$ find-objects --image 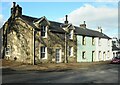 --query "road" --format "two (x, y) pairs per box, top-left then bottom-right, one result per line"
(1, 64), (119, 83)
